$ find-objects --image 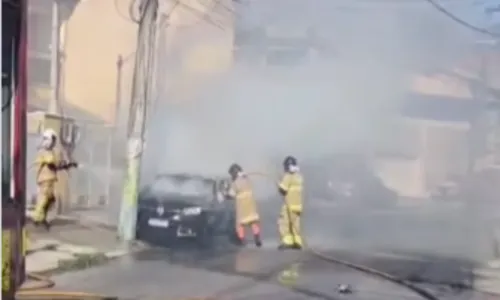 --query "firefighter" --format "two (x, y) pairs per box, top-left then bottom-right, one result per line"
(32, 129), (78, 230)
(228, 163), (262, 247)
(277, 155), (303, 250)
